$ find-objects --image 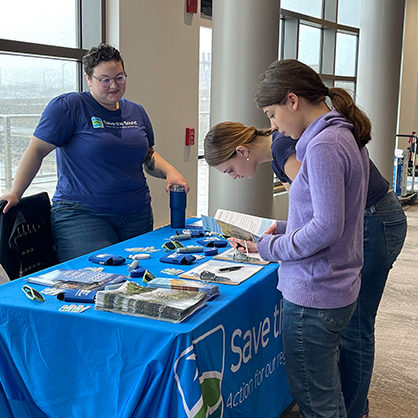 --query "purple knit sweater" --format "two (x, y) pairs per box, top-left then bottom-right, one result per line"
(257, 109), (369, 309)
